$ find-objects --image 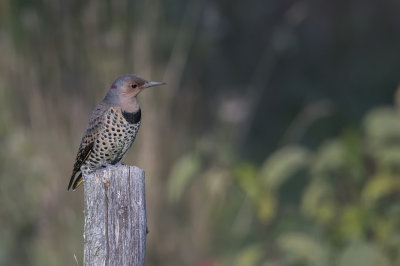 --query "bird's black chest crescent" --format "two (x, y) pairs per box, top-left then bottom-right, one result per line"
(122, 109), (141, 124)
